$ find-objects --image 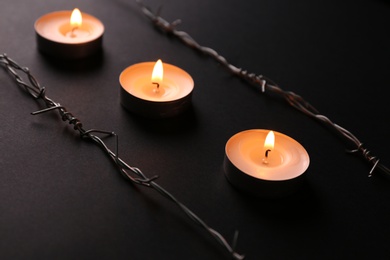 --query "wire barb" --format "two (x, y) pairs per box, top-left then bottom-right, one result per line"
(136, 1), (390, 179)
(1, 52), (245, 259)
